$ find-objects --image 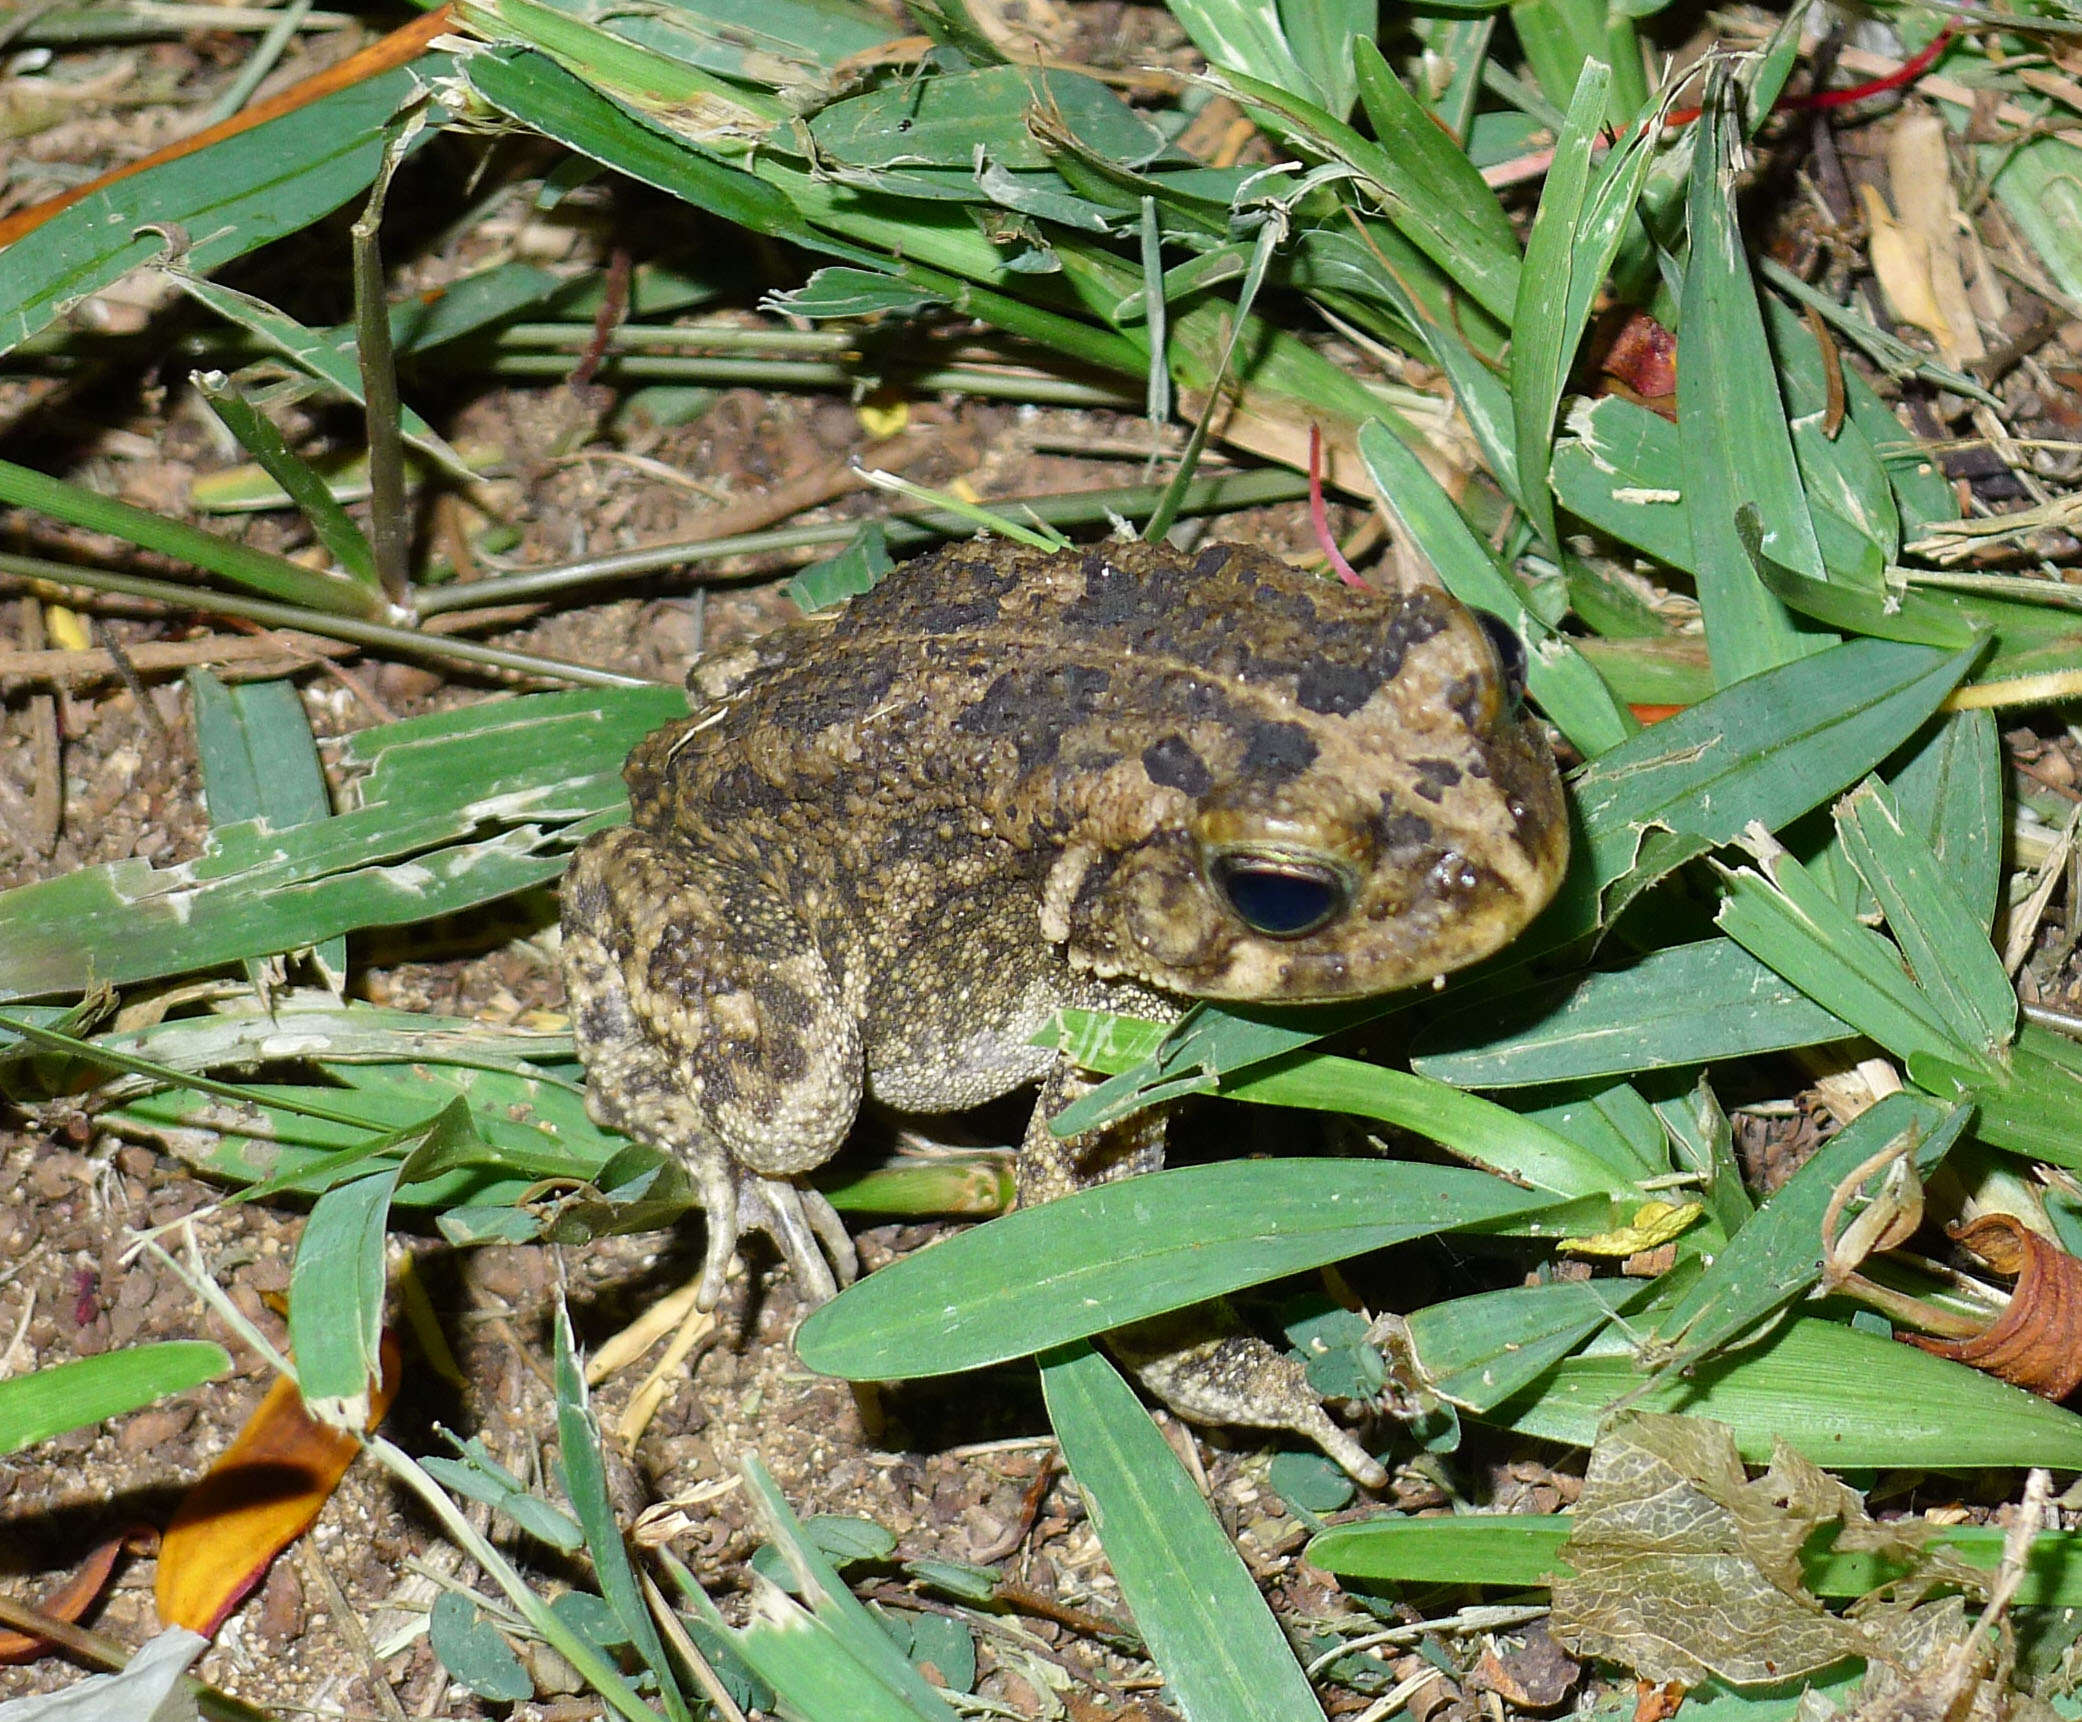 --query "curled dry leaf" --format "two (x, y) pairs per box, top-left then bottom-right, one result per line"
(1552, 1413), (2001, 1689)
(156, 1333), (401, 1636)
(1904, 1215), (2082, 1399)
(0, 1530), (148, 1663)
